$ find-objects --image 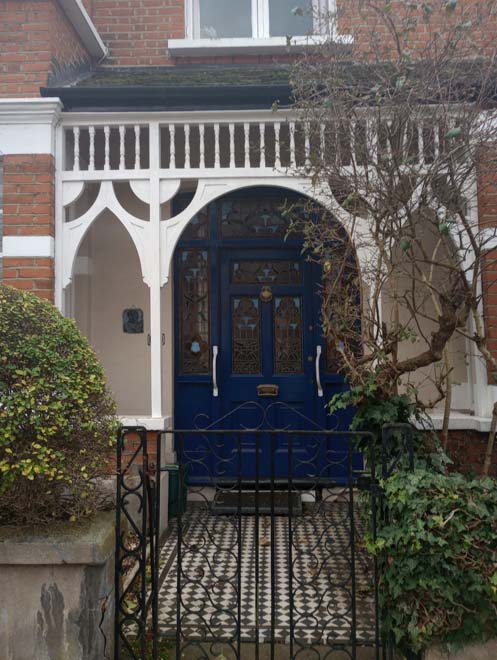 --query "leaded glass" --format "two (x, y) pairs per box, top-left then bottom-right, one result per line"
(231, 260), (301, 284)
(179, 250), (210, 374)
(183, 208), (209, 240)
(274, 296), (303, 374)
(232, 297), (261, 374)
(220, 199), (290, 238)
